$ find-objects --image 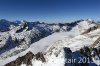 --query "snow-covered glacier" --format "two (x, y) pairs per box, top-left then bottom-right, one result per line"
(0, 19), (99, 66)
